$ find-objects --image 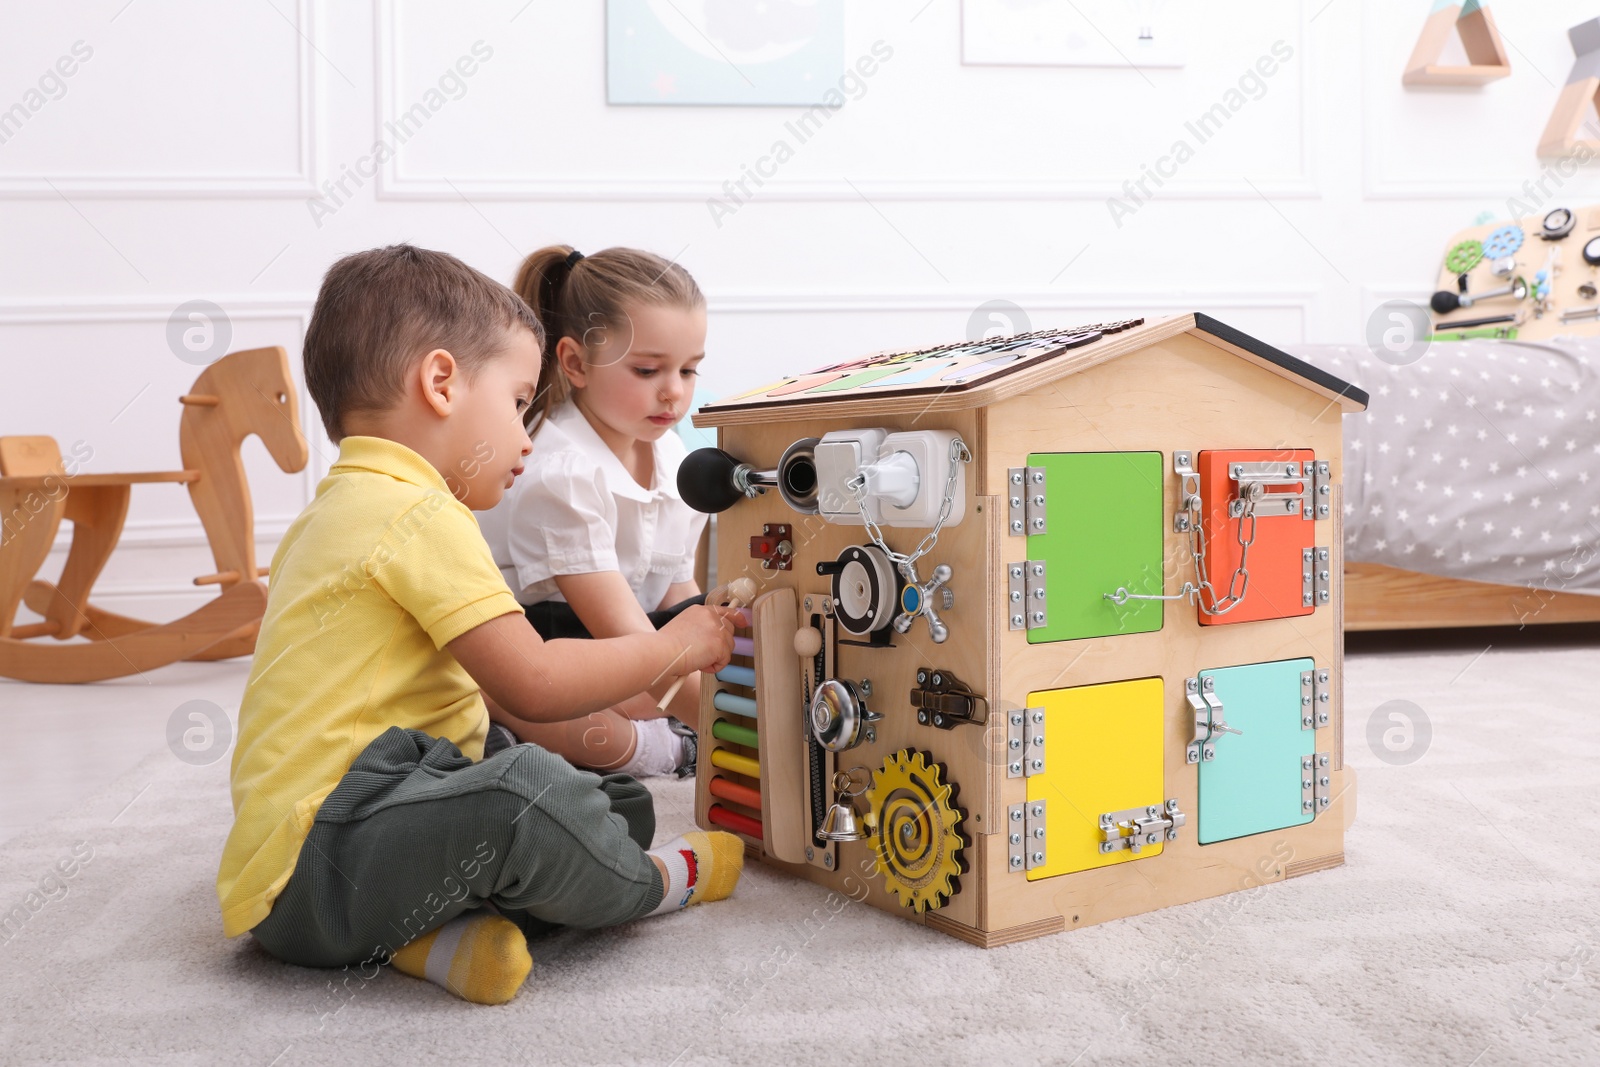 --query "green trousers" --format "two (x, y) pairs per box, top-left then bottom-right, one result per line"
(250, 727), (666, 969)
